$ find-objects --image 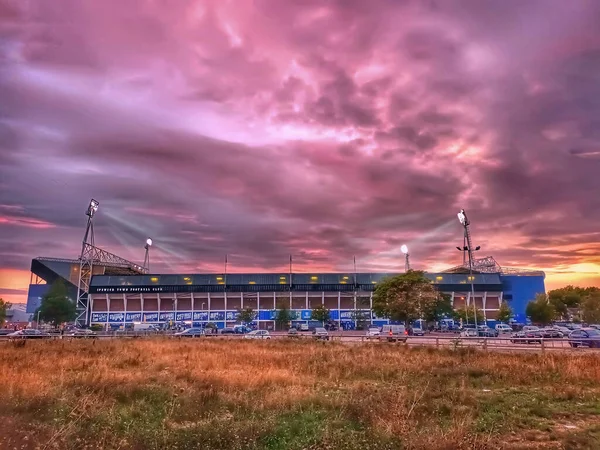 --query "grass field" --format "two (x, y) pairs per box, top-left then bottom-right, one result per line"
(1, 339), (600, 450)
